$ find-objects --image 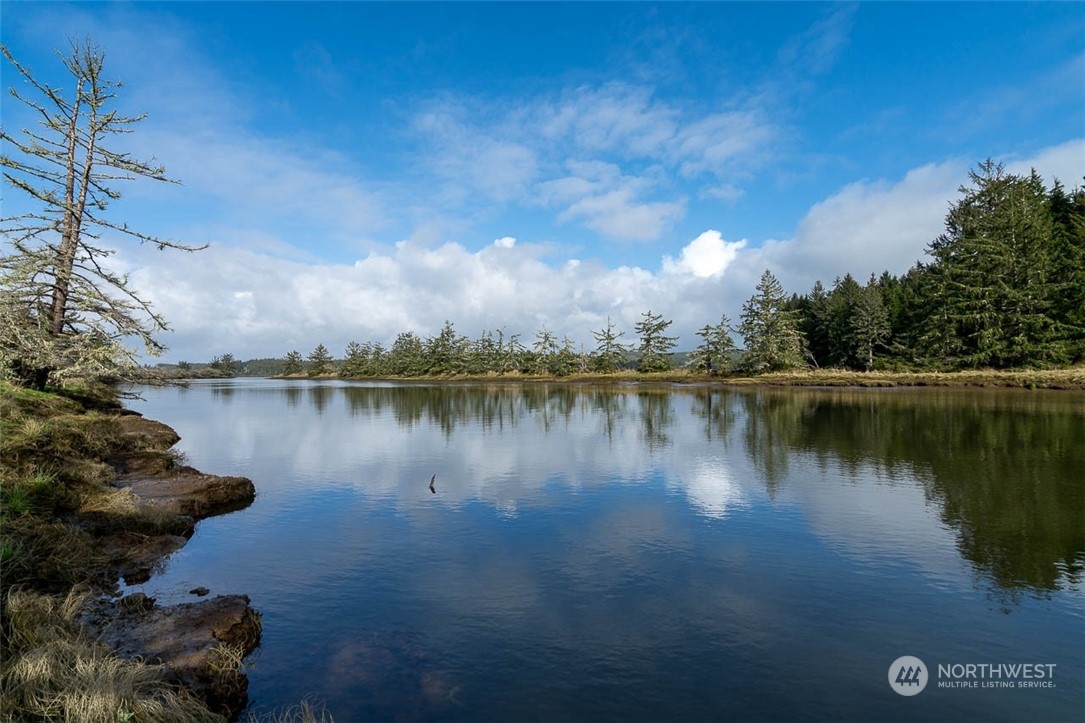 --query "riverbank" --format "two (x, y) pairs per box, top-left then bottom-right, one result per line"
(0, 381), (301, 721)
(276, 366), (1085, 390)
